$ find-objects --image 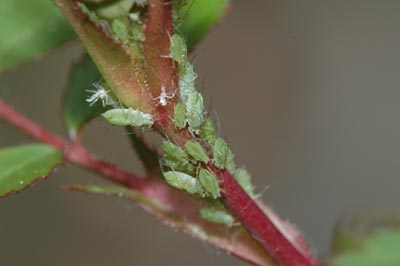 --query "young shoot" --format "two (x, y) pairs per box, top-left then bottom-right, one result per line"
(102, 108), (153, 127)
(185, 140), (209, 164)
(163, 171), (202, 195)
(199, 208), (235, 227)
(199, 168), (220, 199)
